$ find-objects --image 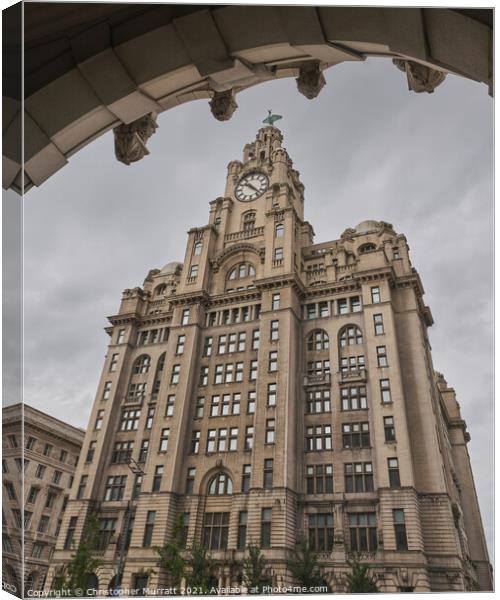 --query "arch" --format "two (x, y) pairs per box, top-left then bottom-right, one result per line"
(242, 211), (256, 231)
(193, 241), (203, 256)
(307, 329), (330, 351)
(228, 262), (256, 281)
(339, 325), (363, 347)
(359, 243), (377, 254)
(275, 223), (284, 238)
(208, 472), (233, 496)
(154, 284), (167, 296)
(133, 354), (151, 374)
